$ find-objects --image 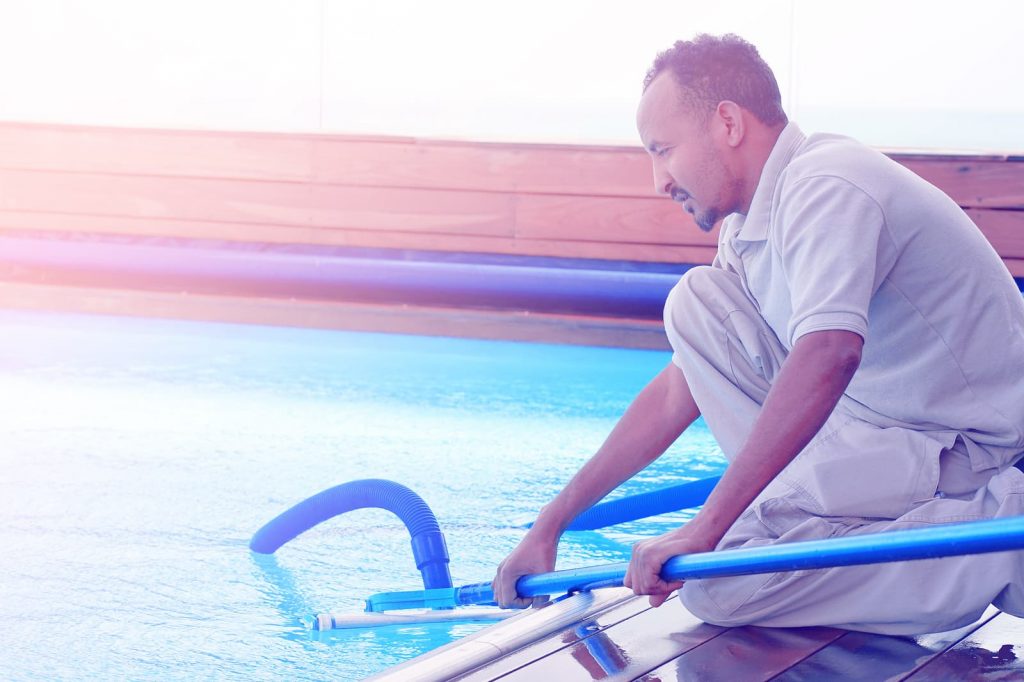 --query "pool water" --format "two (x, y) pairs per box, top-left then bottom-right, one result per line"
(0, 310), (725, 680)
